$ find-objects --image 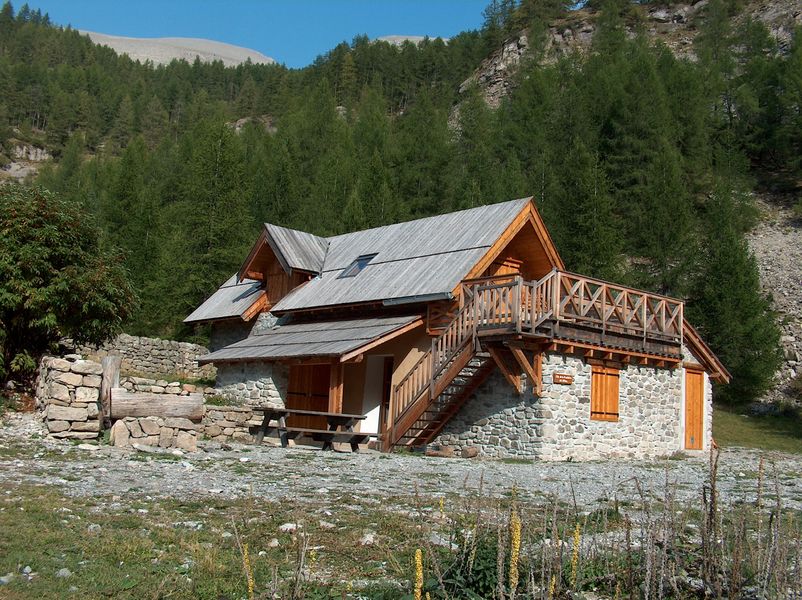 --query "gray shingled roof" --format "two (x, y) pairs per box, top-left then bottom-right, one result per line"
(265, 224), (328, 274)
(272, 198), (531, 312)
(198, 315), (420, 363)
(184, 274), (262, 323)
